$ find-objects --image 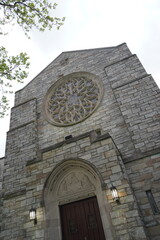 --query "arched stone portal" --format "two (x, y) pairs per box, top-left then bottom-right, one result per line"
(43, 159), (115, 240)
